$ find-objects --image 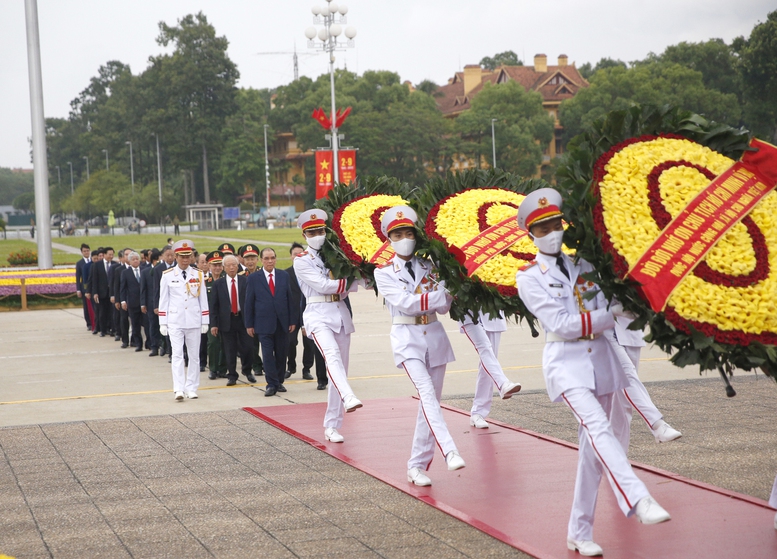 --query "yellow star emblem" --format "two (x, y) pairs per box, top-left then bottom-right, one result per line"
(320, 160), (330, 170)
